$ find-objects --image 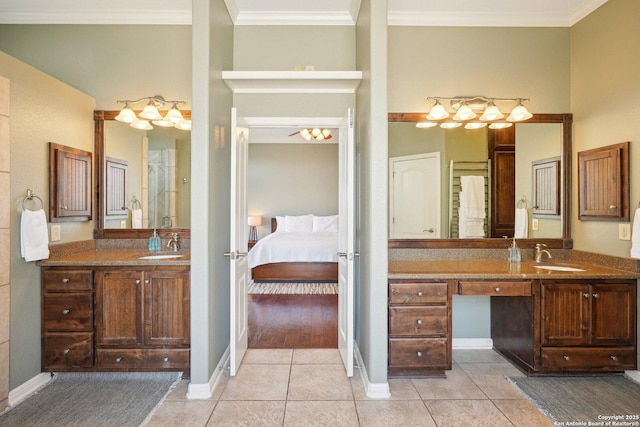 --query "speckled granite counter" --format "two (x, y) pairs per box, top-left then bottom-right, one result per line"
(38, 249), (190, 267)
(389, 259), (640, 280)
